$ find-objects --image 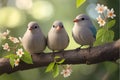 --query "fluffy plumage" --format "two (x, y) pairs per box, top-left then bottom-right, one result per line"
(22, 21), (46, 54)
(72, 14), (96, 47)
(47, 20), (69, 51)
